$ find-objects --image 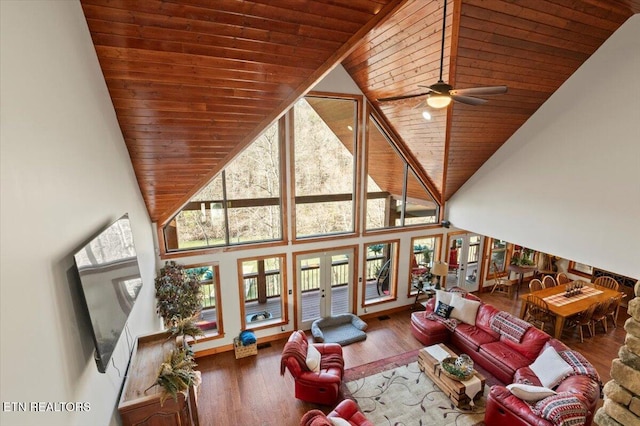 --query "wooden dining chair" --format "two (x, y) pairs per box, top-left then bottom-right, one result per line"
(591, 299), (612, 333)
(524, 294), (554, 332)
(565, 302), (598, 343)
(490, 262), (514, 298)
(556, 272), (571, 285)
(594, 276), (619, 291)
(529, 278), (544, 292)
(542, 275), (557, 288)
(605, 294), (623, 329)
